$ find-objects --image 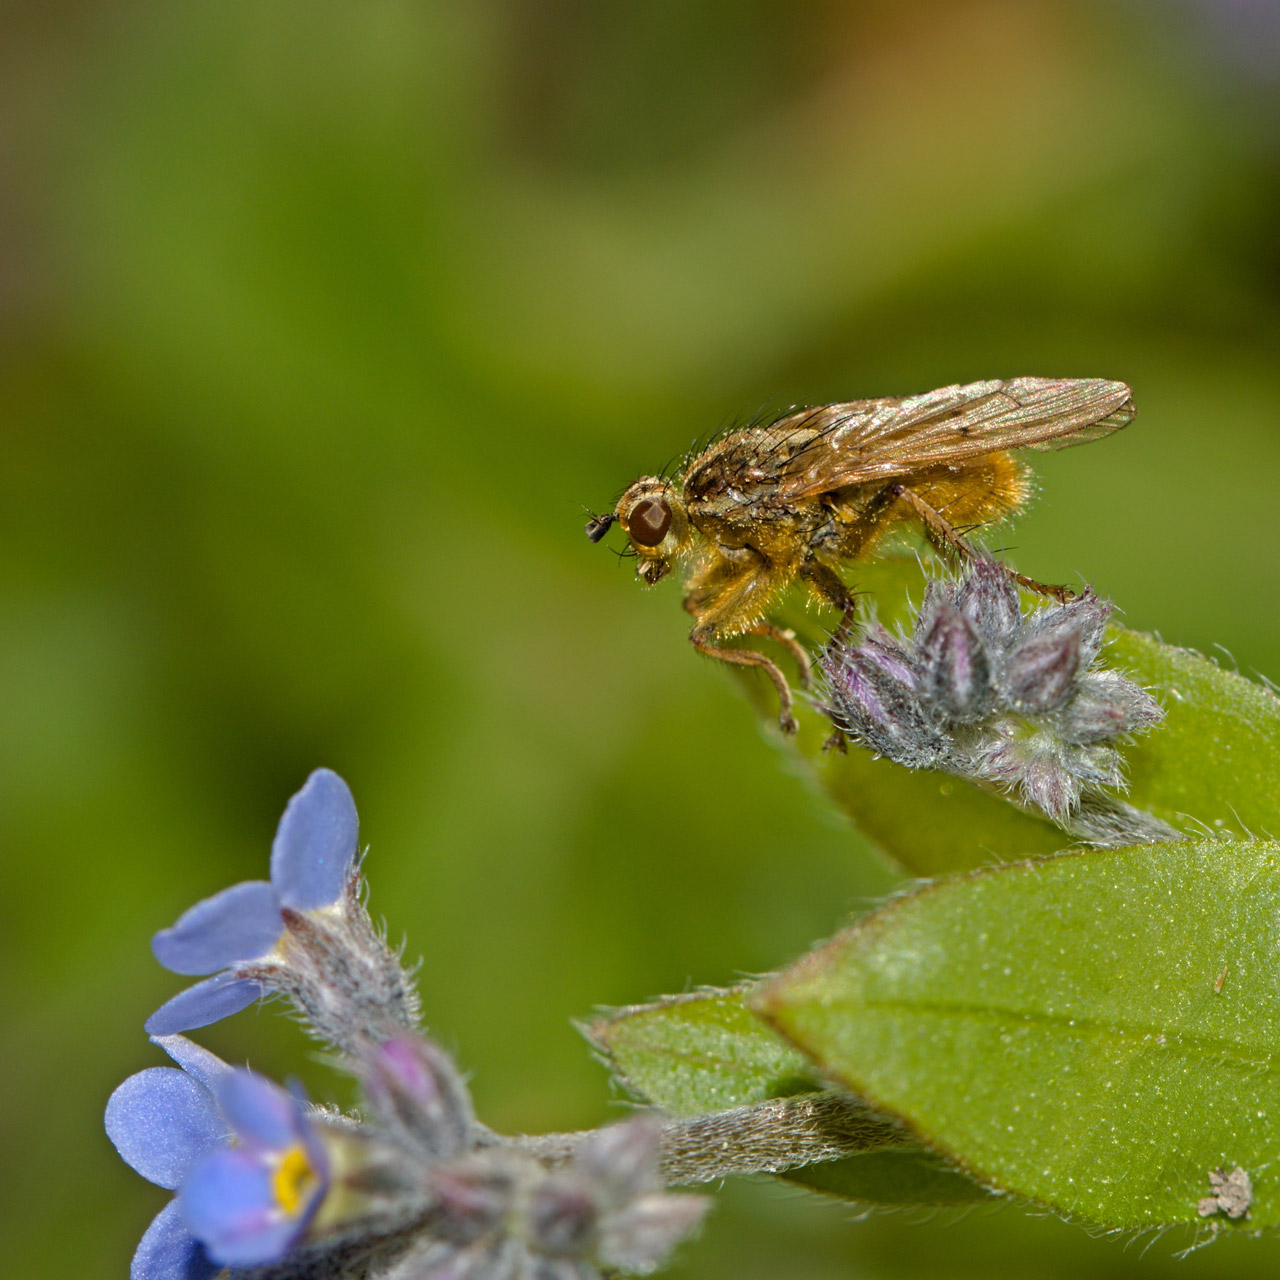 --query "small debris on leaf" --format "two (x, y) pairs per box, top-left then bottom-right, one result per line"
(1197, 1165), (1252, 1220)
